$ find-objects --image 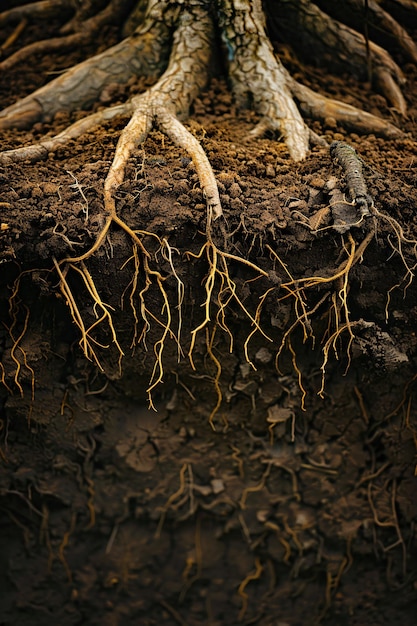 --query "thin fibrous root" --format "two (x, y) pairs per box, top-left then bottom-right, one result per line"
(369, 204), (417, 318)
(268, 229), (375, 402)
(187, 240), (272, 372)
(206, 326), (223, 431)
(160, 238), (185, 361)
(1, 272), (37, 410)
(120, 239), (183, 409)
(53, 258), (124, 372)
(142, 255), (174, 410)
(0, 17), (28, 55)
(57, 231), (181, 409)
(237, 556), (263, 621)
